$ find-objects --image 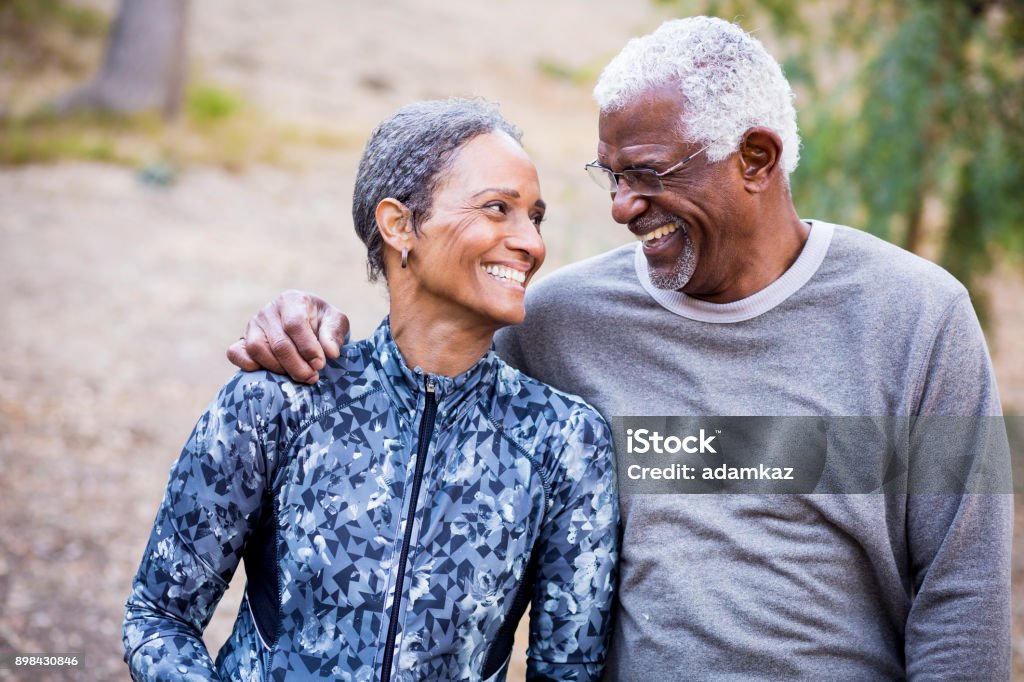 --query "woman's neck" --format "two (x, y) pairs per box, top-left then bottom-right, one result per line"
(387, 299), (497, 378)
